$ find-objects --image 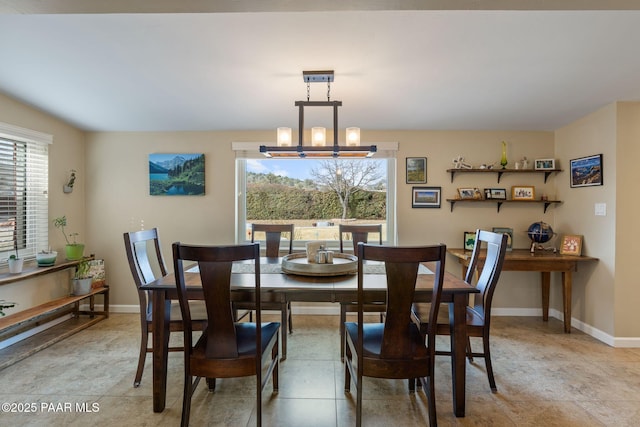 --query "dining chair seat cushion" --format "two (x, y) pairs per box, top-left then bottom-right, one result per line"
(345, 322), (428, 359)
(192, 322), (280, 359)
